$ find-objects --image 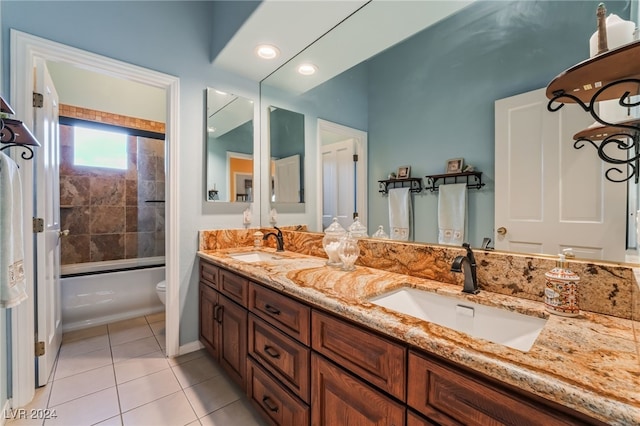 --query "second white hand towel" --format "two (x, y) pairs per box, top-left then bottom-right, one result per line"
(438, 183), (467, 245)
(389, 187), (411, 241)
